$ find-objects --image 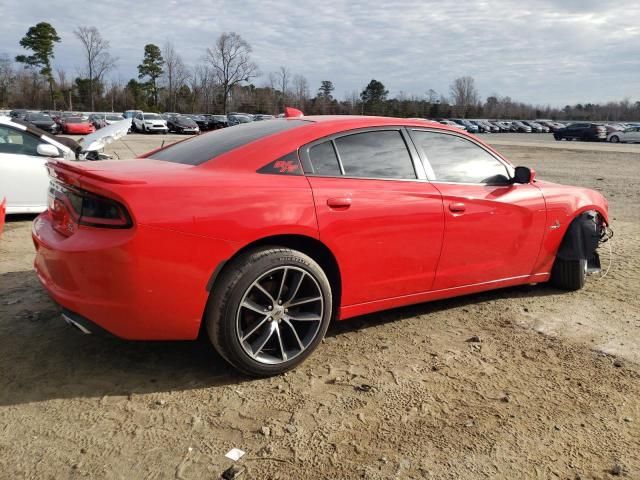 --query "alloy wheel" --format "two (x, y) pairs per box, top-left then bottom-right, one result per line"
(235, 266), (324, 365)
